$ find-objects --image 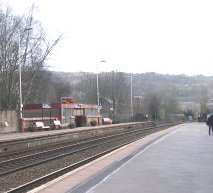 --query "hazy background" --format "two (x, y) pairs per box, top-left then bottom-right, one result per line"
(2, 0), (213, 76)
